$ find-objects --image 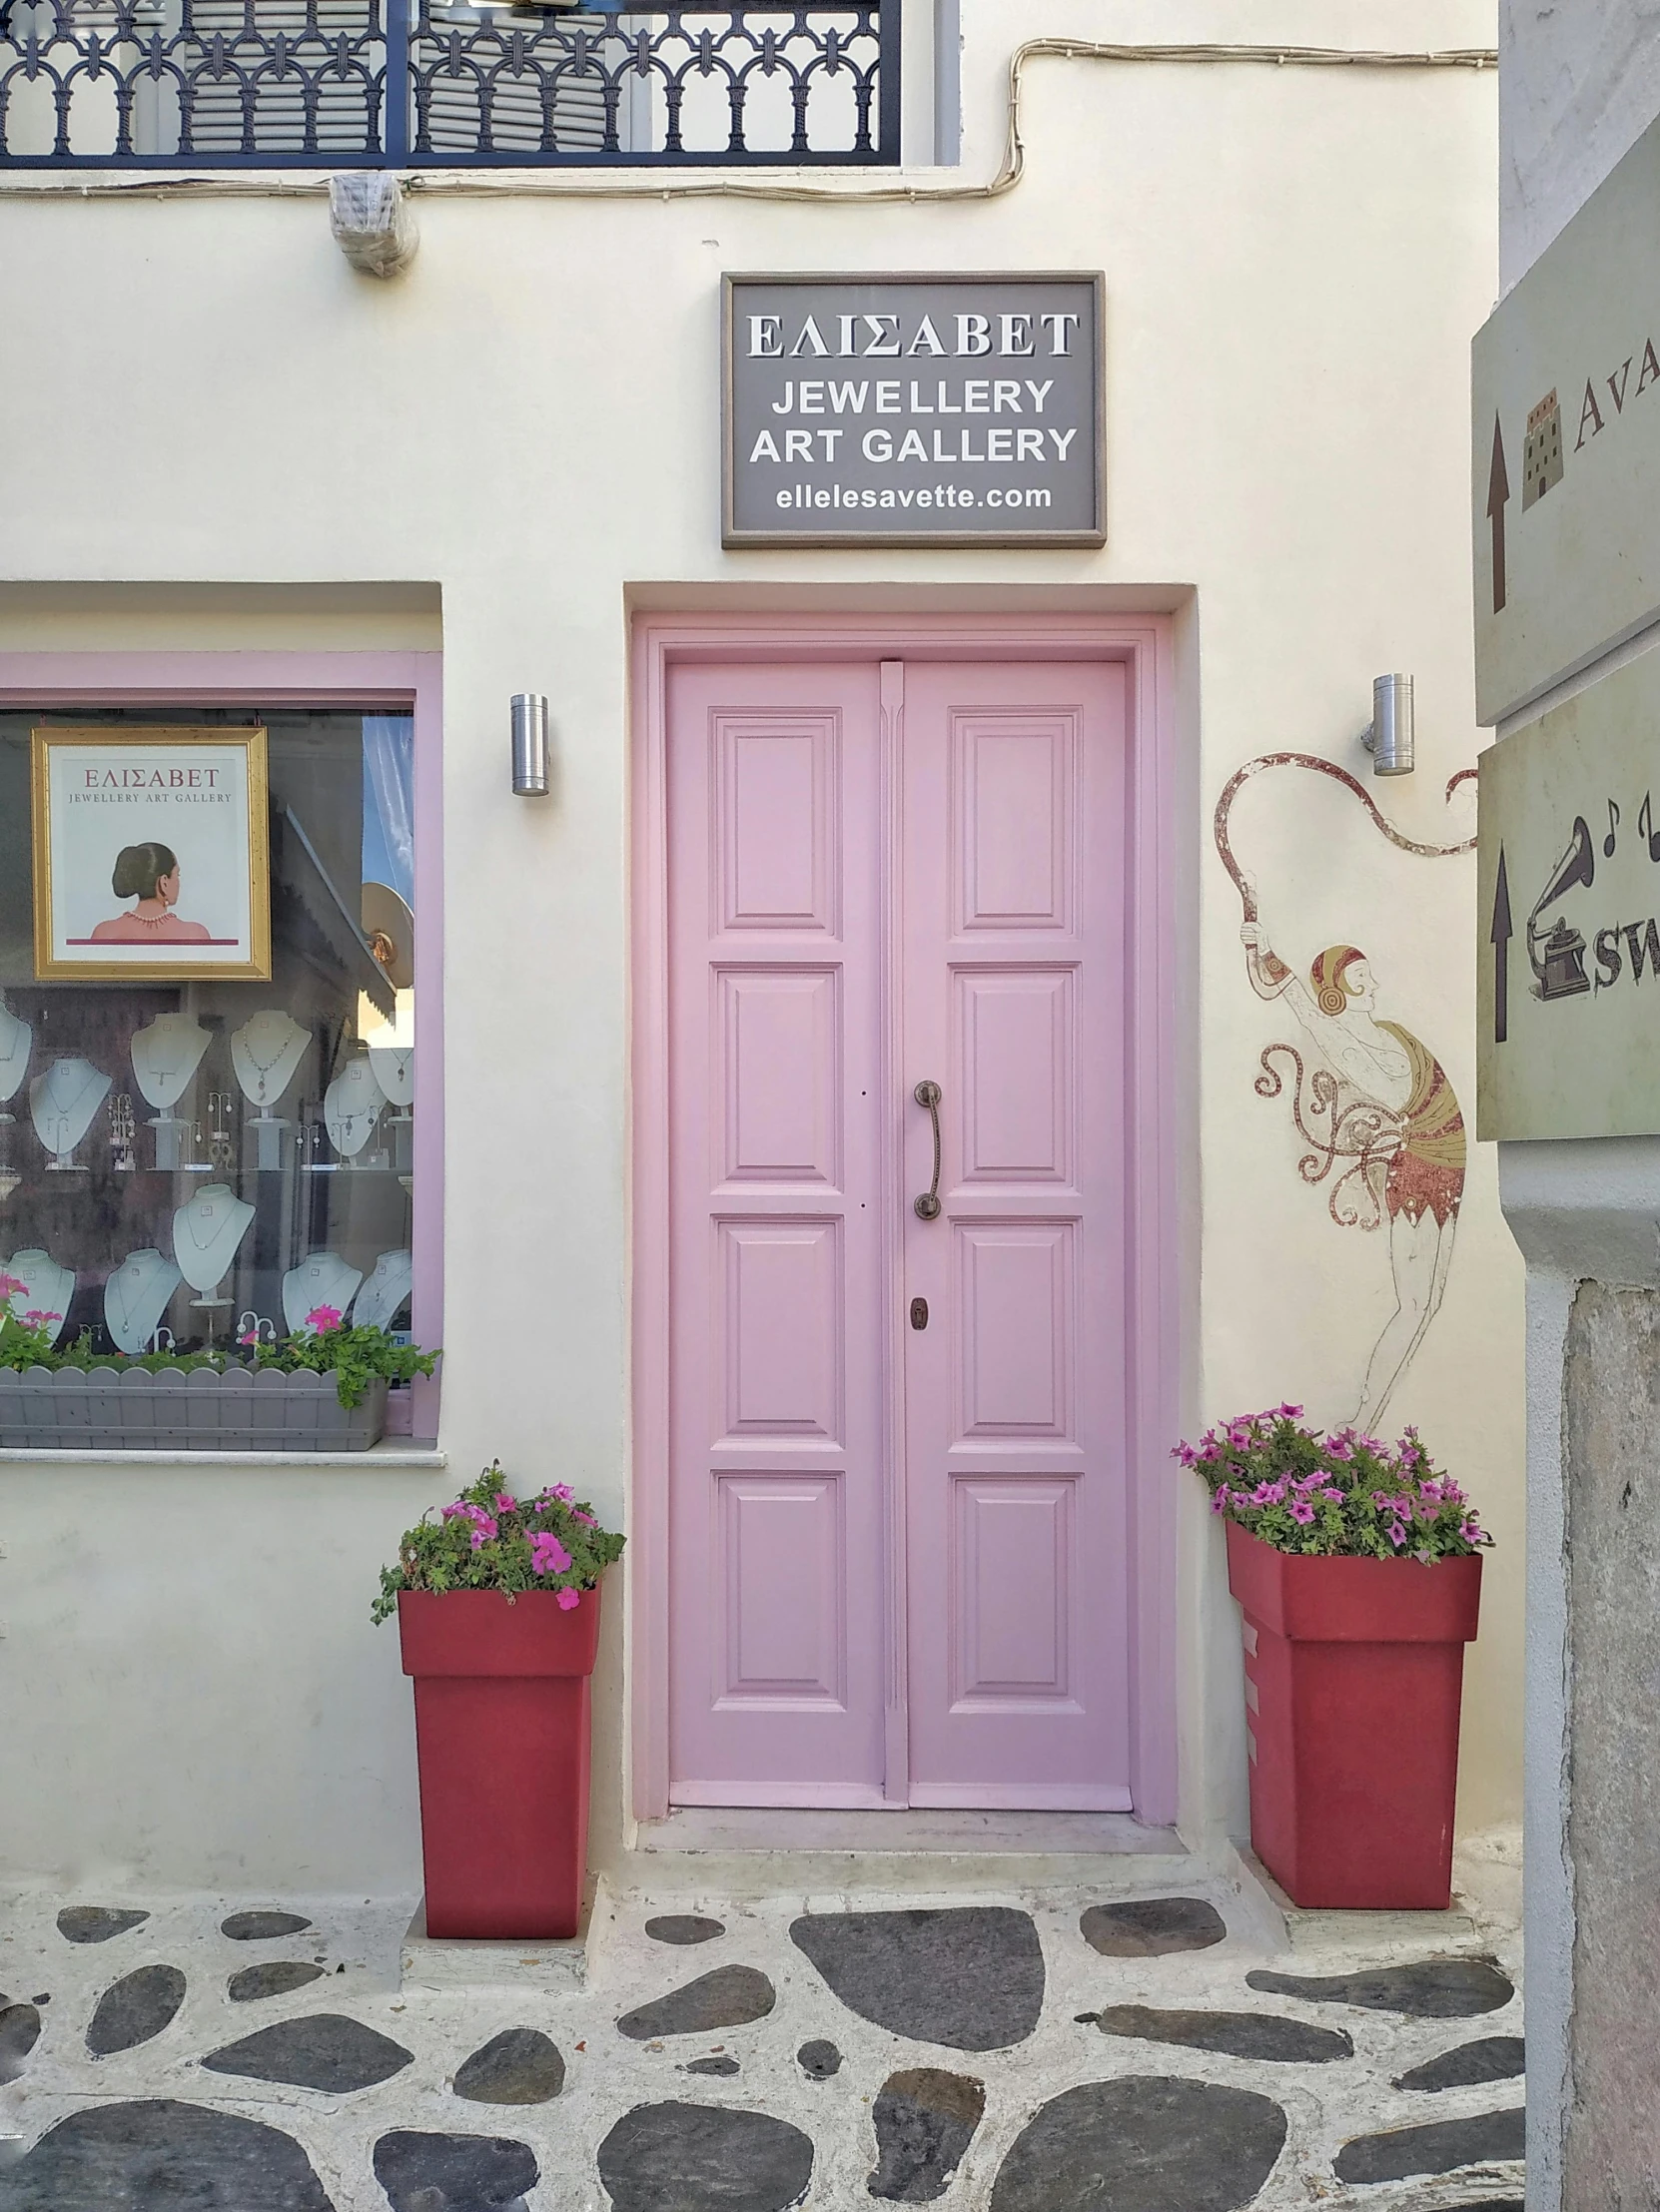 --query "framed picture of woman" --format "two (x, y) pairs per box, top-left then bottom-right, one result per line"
(30, 726), (272, 982)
